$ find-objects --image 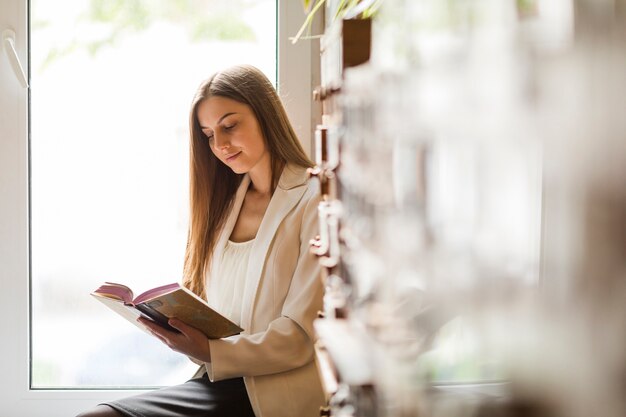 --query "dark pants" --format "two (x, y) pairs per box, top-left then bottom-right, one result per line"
(103, 374), (255, 417)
